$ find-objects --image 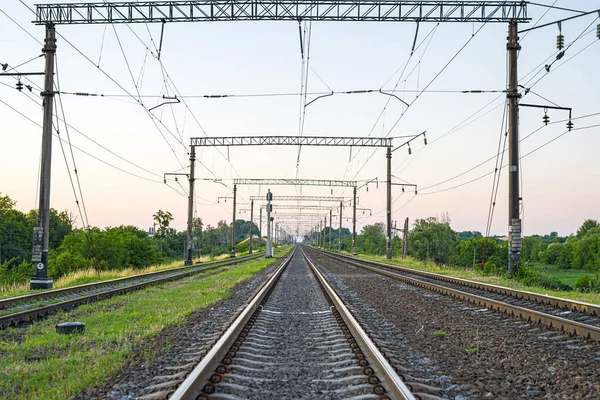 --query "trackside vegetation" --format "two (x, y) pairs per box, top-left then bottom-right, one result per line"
(307, 215), (600, 298)
(0, 192), (268, 289)
(0, 246), (291, 400)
